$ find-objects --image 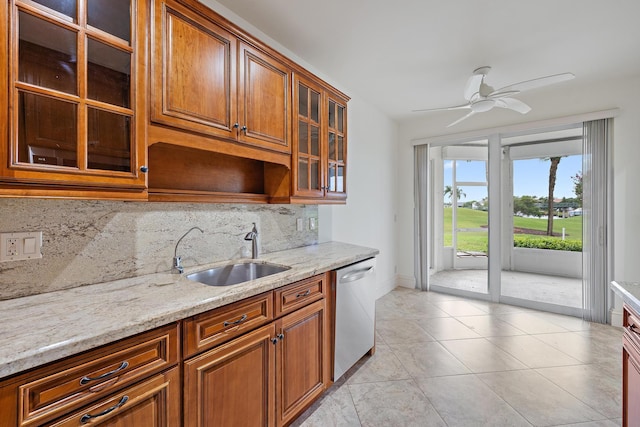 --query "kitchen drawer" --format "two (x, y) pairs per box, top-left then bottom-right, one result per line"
(48, 367), (180, 426)
(274, 274), (326, 317)
(183, 291), (273, 357)
(624, 304), (640, 350)
(18, 323), (179, 427)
